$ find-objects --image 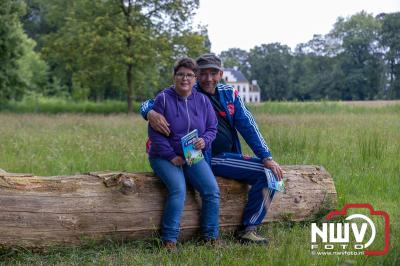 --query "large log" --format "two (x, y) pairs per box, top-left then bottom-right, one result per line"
(0, 165), (336, 248)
